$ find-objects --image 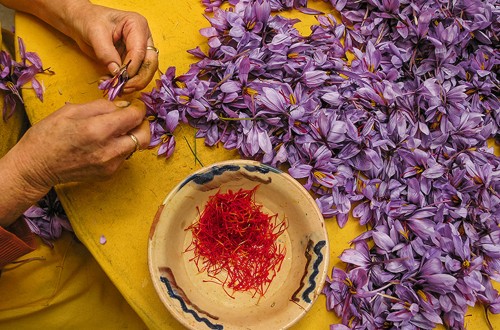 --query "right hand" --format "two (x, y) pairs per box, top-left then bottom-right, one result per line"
(8, 99), (150, 194)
